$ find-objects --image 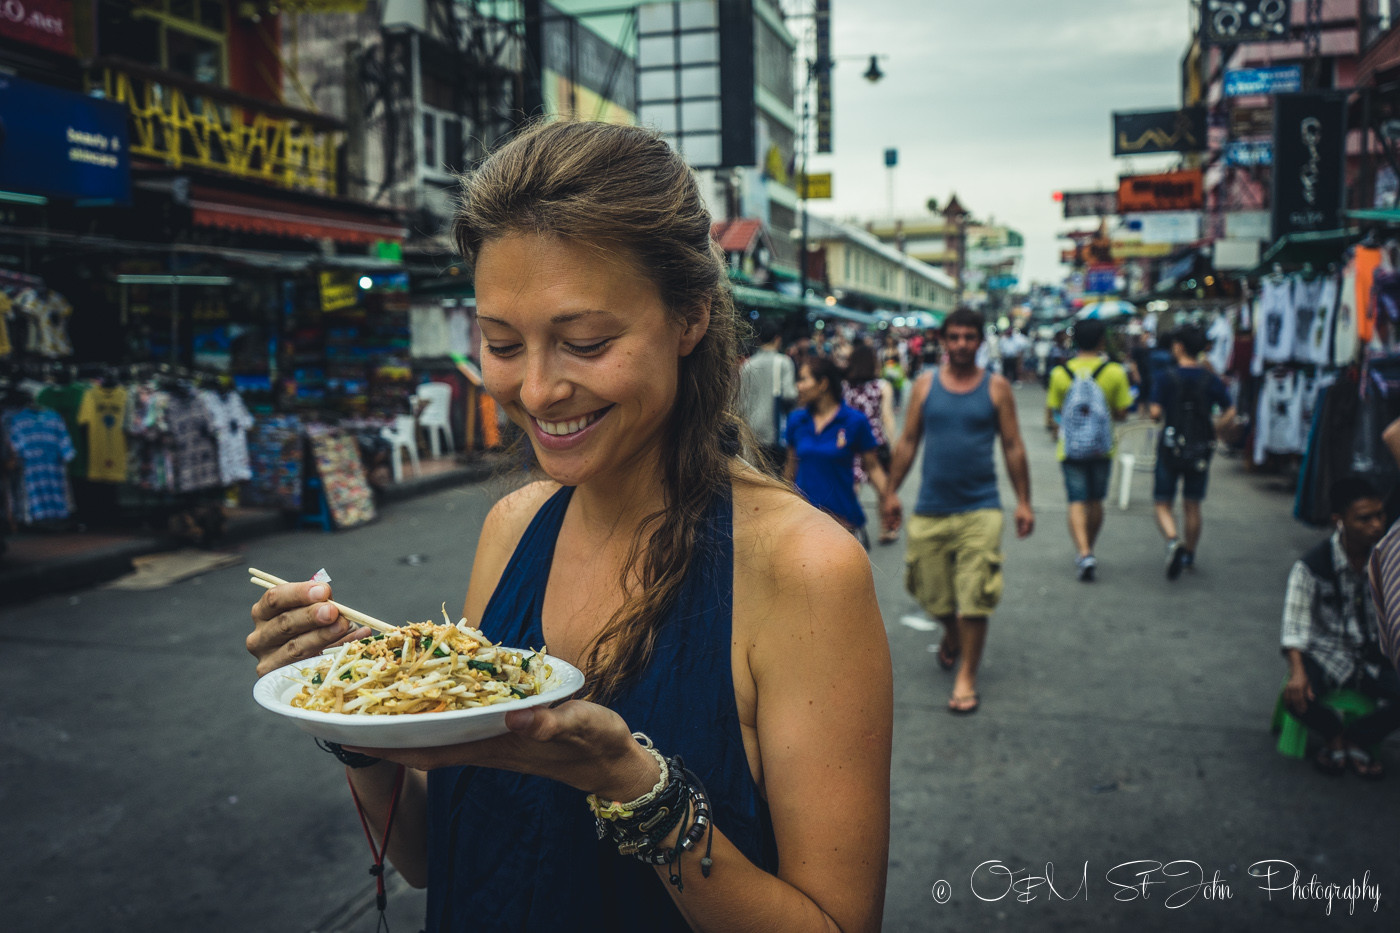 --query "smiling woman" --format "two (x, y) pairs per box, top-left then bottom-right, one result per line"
(246, 120), (893, 933)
